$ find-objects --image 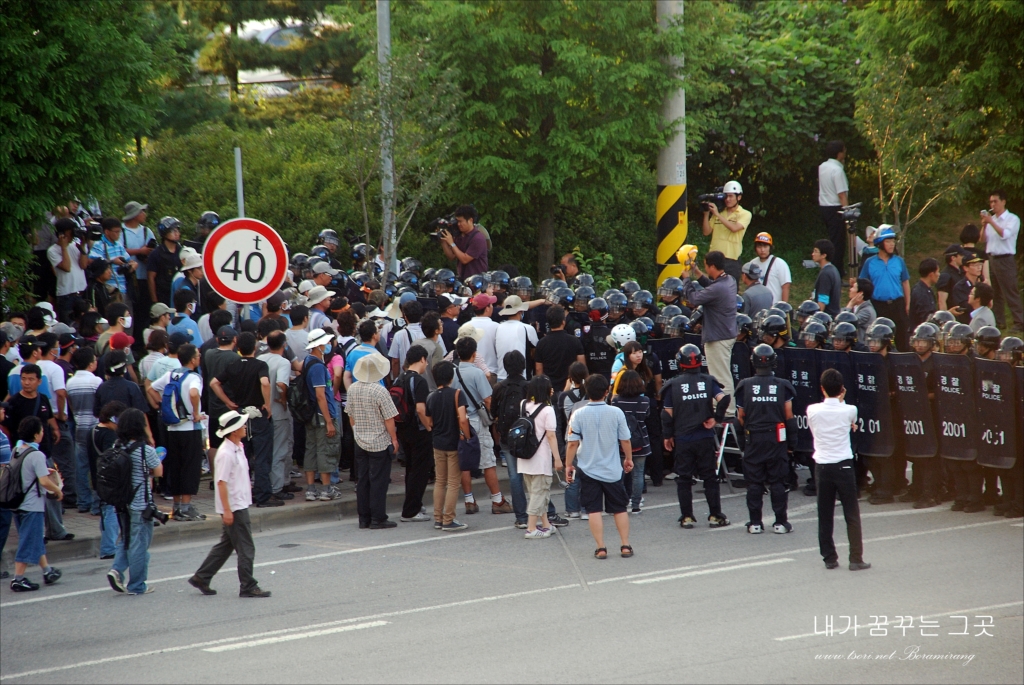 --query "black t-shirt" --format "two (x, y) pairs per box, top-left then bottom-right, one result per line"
(909, 280), (937, 329)
(440, 317), (460, 353)
(425, 386), (467, 451)
(216, 357), (270, 414)
(4, 392), (55, 455)
(936, 265), (962, 298)
(534, 329), (585, 391)
(397, 370), (429, 435)
(812, 263), (842, 317)
(146, 243), (182, 307)
(95, 376), (147, 415)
